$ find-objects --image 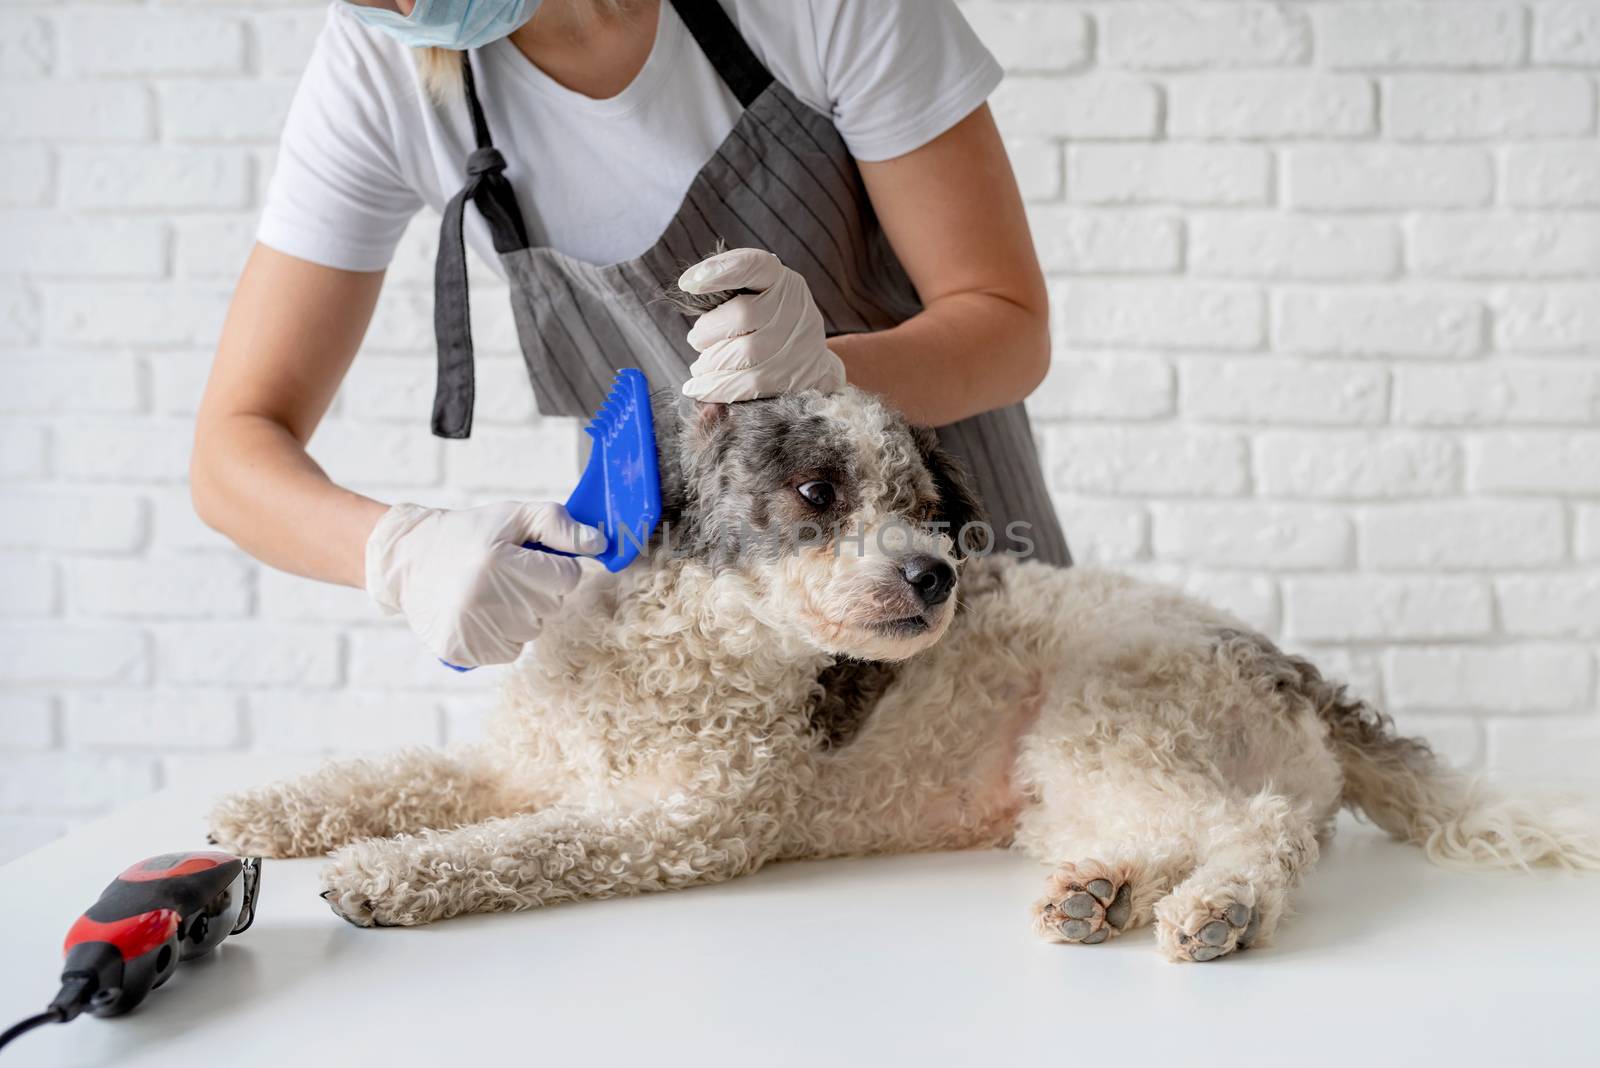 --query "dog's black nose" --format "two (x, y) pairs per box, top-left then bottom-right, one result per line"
(901, 555), (955, 607)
